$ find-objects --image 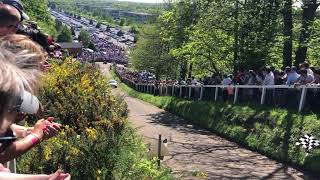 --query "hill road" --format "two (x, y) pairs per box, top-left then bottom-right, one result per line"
(99, 63), (313, 180)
